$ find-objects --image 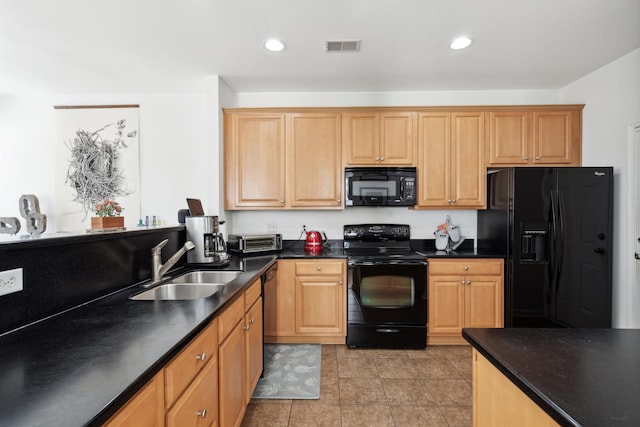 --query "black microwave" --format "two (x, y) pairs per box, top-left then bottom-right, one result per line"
(345, 167), (417, 206)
